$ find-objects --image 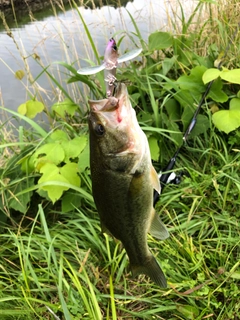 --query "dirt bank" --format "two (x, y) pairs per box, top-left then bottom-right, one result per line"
(0, 0), (66, 10)
(0, 0), (128, 11)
